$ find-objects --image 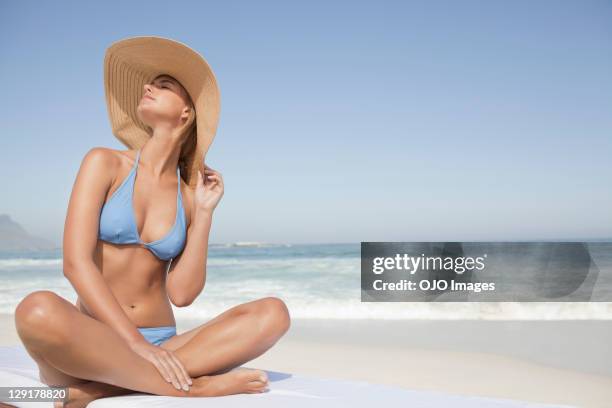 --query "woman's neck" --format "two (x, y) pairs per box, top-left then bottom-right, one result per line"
(139, 131), (182, 180)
